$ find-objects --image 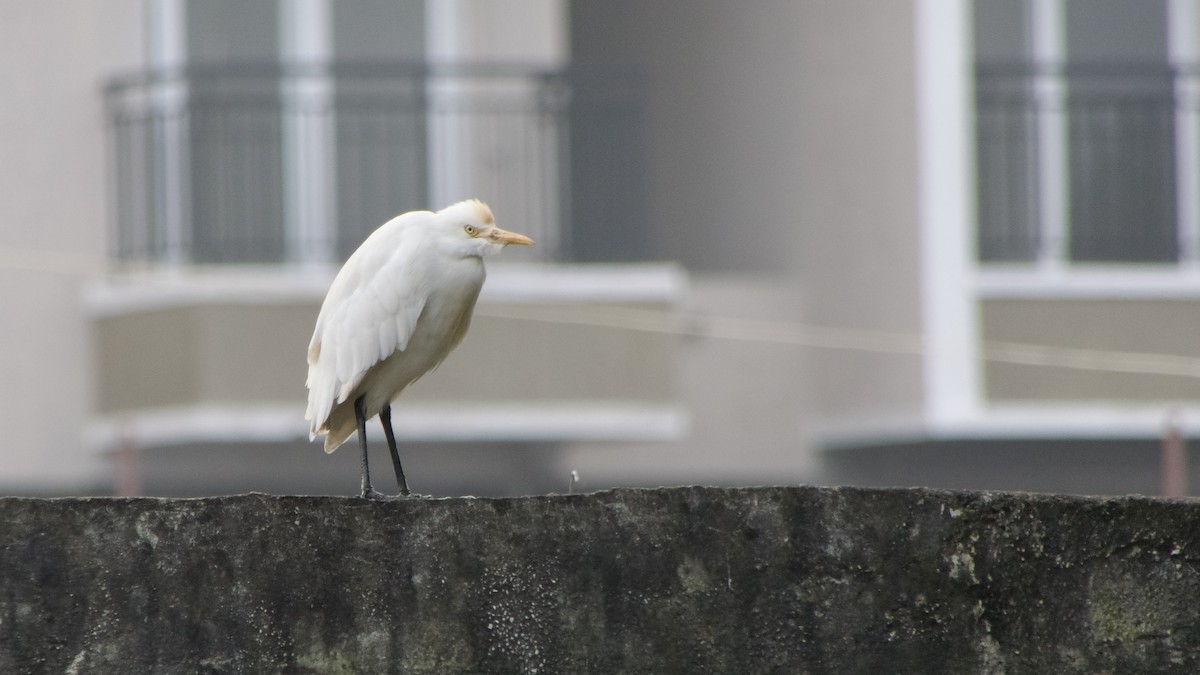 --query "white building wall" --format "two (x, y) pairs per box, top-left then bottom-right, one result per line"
(792, 1), (928, 438)
(0, 2), (142, 491)
(563, 1), (925, 485)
